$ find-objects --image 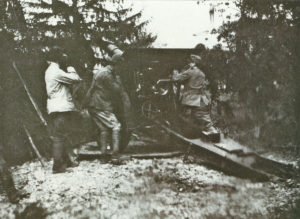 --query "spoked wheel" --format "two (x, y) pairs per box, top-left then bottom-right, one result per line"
(141, 100), (161, 120)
